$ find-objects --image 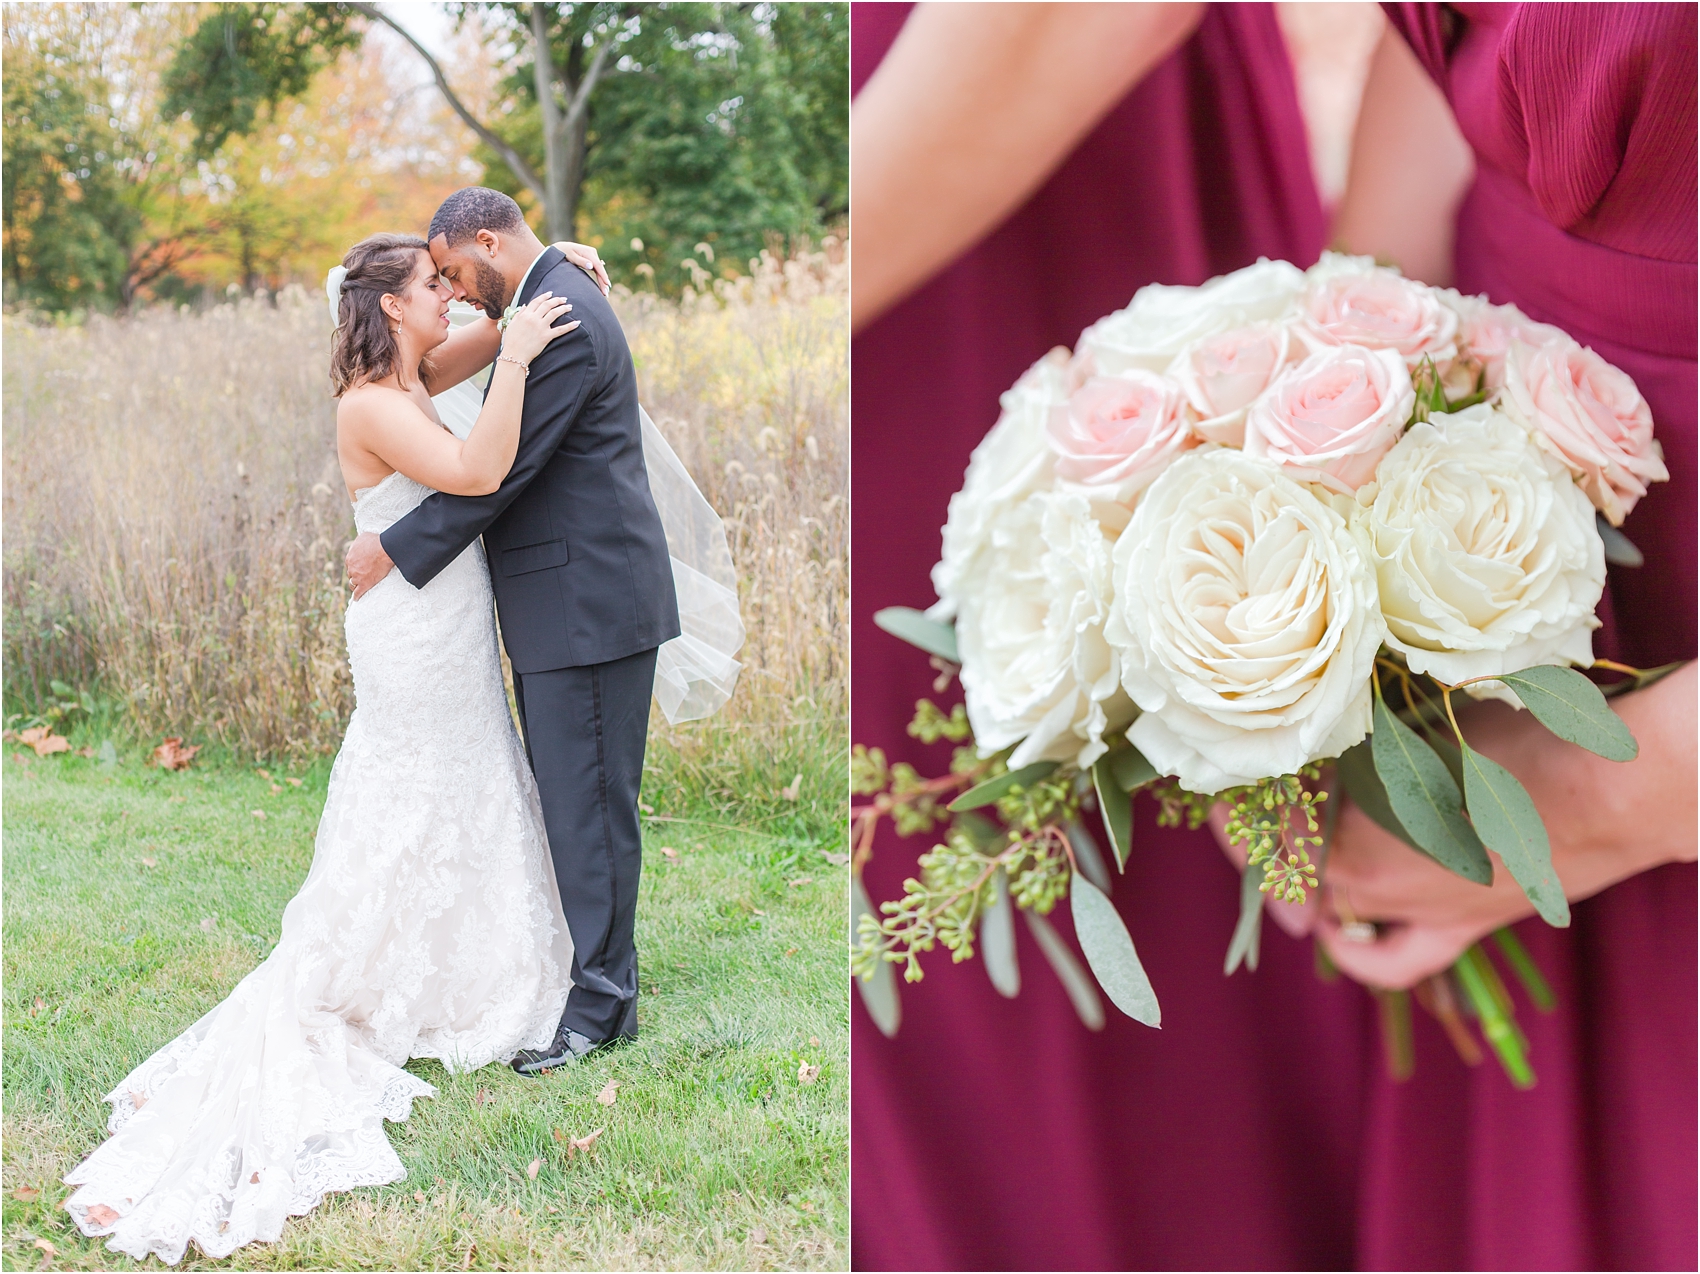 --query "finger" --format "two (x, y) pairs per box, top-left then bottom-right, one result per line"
(543, 319), (582, 342)
(527, 291), (554, 309)
(1316, 915), (1466, 990)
